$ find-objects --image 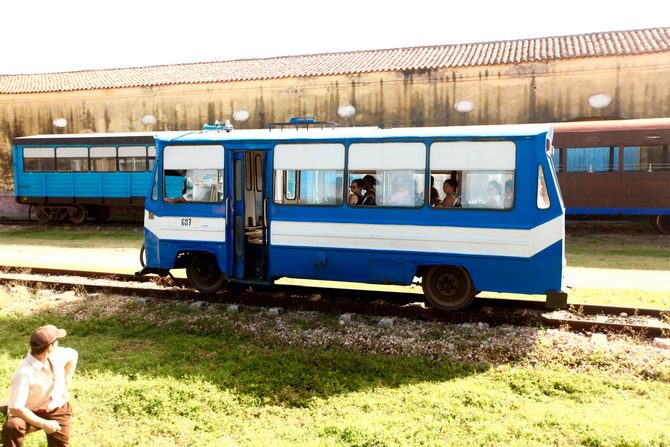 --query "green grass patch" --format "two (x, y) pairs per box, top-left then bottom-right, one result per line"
(0, 225), (143, 249)
(1, 294), (670, 446)
(566, 232), (670, 270)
